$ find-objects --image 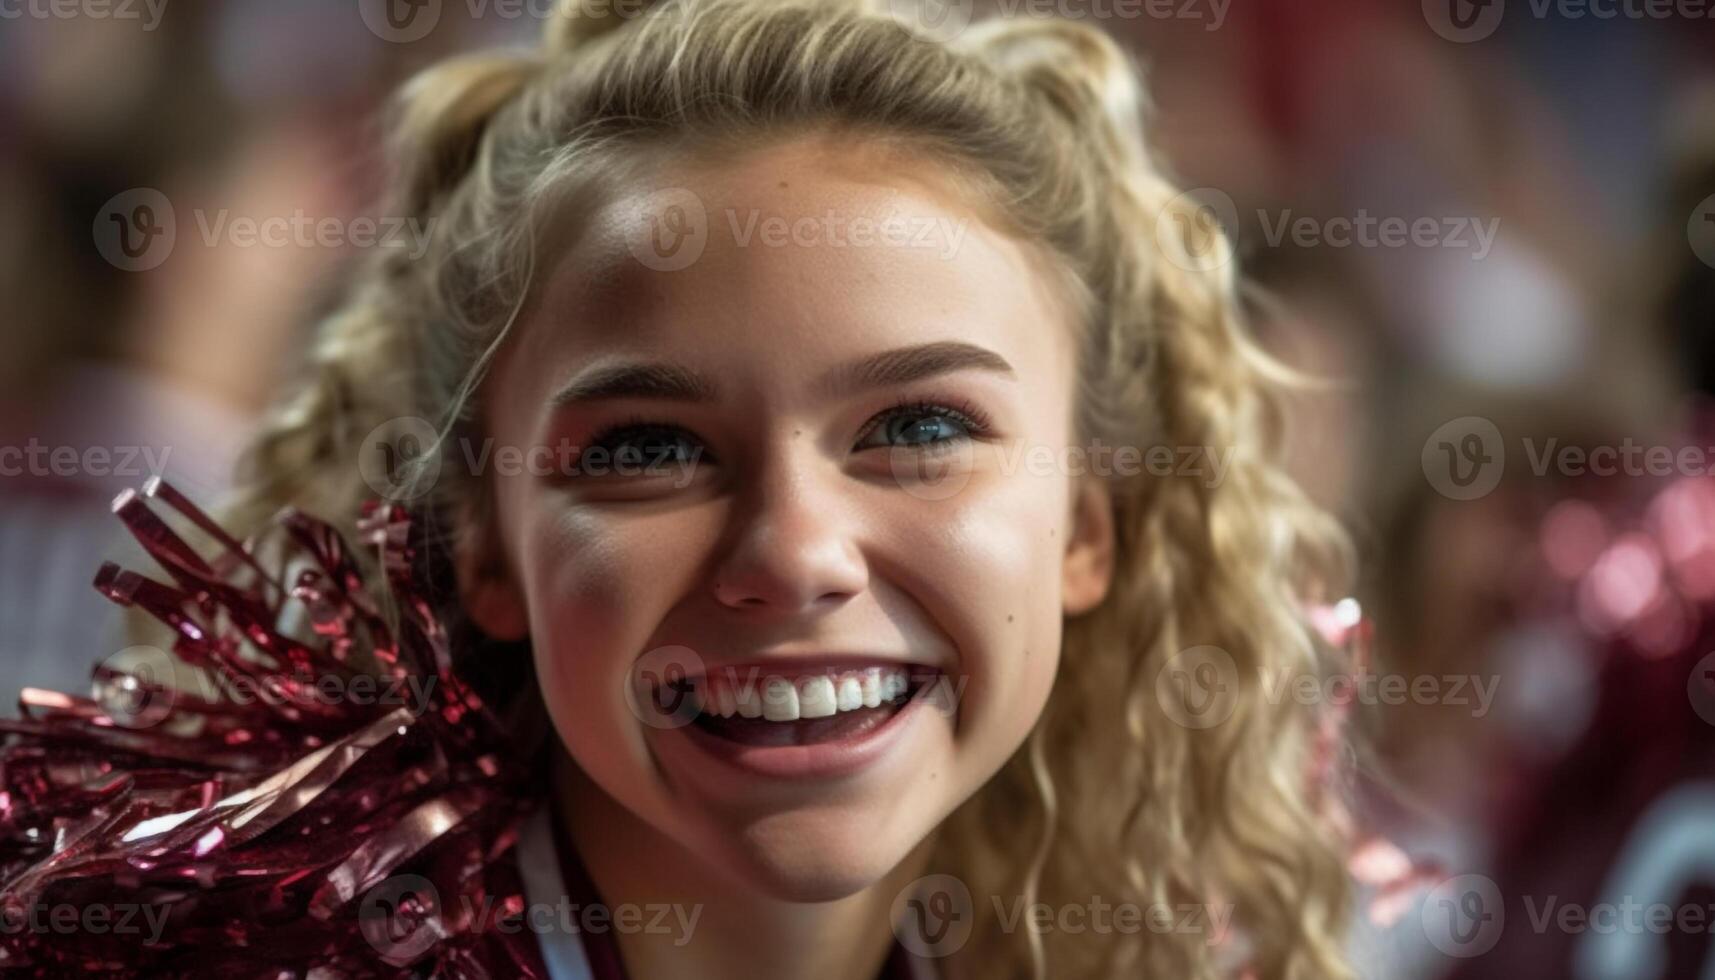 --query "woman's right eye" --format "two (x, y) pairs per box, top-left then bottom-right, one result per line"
(581, 420), (706, 474)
